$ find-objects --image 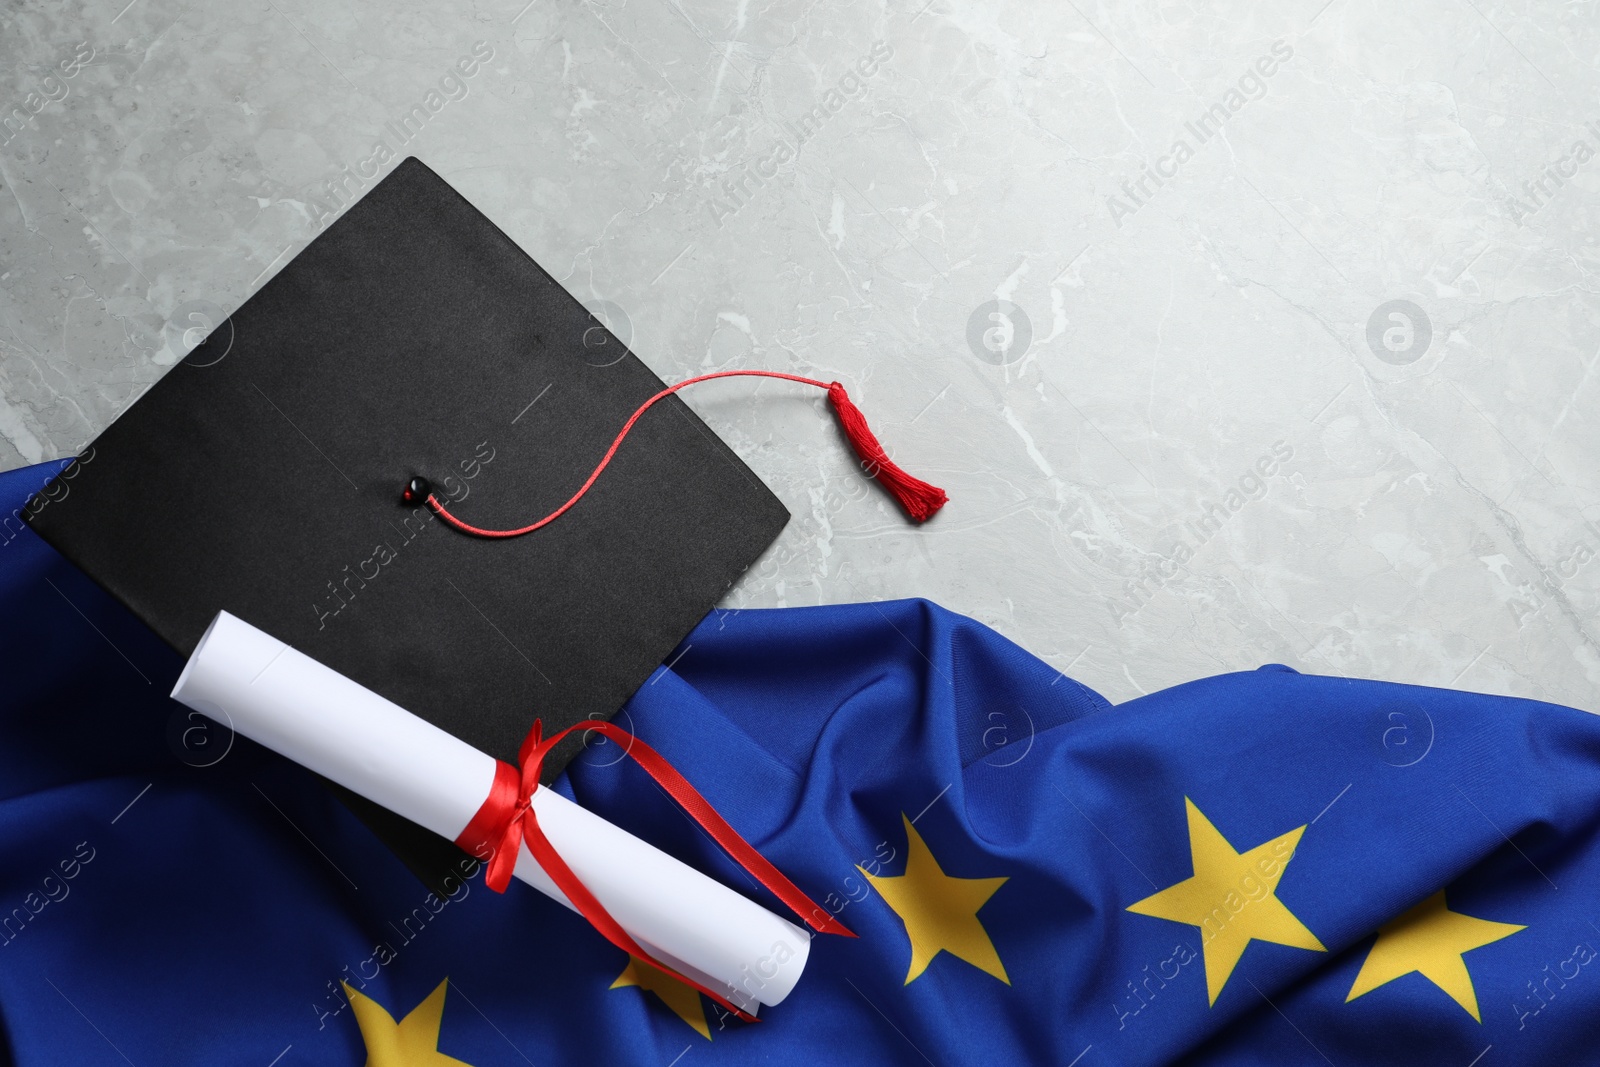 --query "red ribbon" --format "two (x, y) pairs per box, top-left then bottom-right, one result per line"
(454, 718), (855, 1022)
